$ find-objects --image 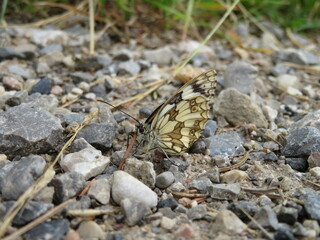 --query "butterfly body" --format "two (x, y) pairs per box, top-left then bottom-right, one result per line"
(138, 69), (217, 155)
